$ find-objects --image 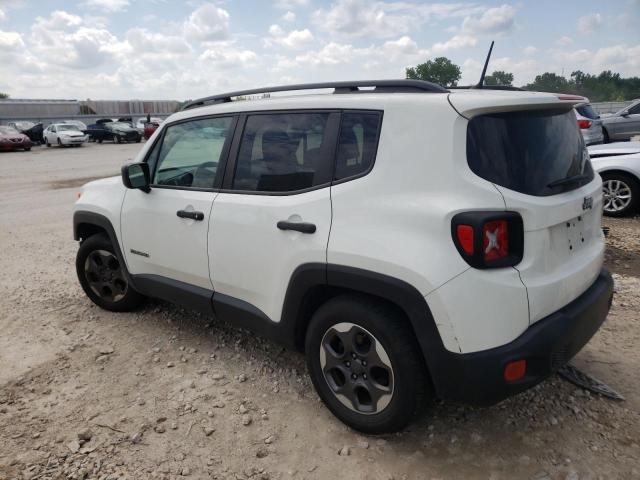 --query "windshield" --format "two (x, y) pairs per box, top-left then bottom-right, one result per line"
(467, 108), (594, 196)
(58, 124), (81, 132)
(0, 126), (20, 135)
